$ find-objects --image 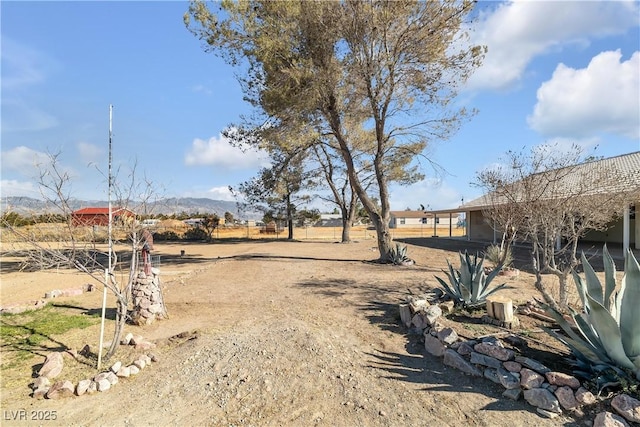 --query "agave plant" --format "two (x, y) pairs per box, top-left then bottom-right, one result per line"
(387, 243), (413, 265)
(543, 245), (640, 388)
(484, 244), (513, 269)
(434, 251), (506, 308)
